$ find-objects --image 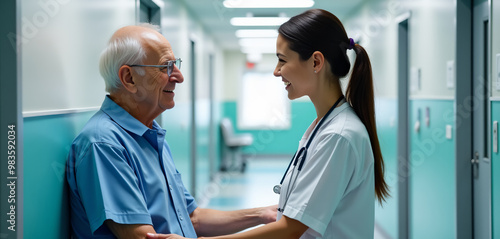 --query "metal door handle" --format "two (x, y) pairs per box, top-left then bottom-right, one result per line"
(472, 152), (479, 178)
